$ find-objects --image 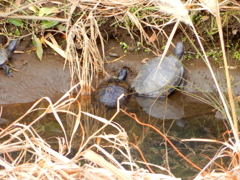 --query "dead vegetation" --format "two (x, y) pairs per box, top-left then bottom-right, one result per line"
(0, 84), (181, 180)
(0, 0), (240, 179)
